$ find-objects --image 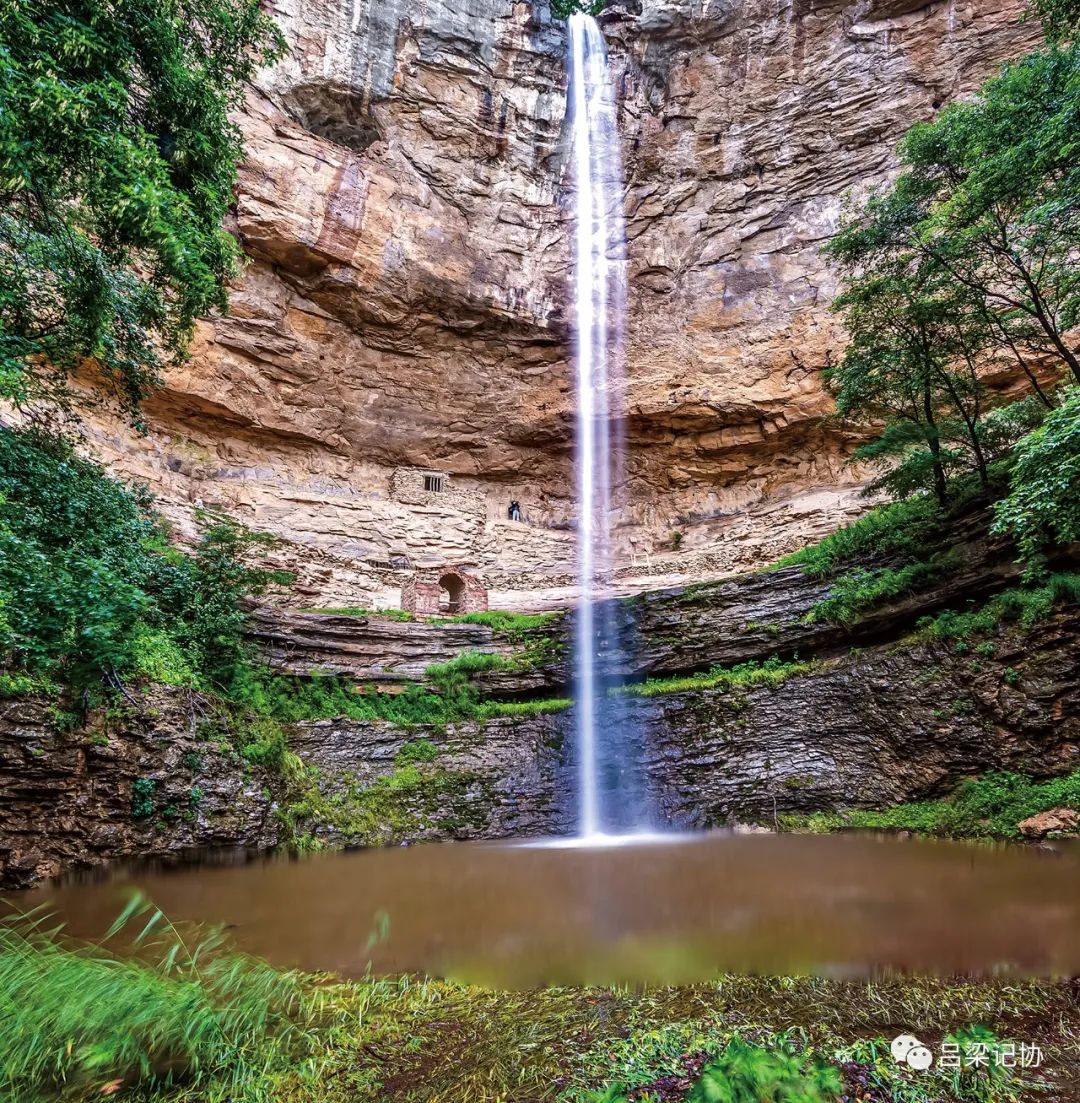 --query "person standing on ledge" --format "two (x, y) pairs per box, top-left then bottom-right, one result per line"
(508, 499), (522, 522)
